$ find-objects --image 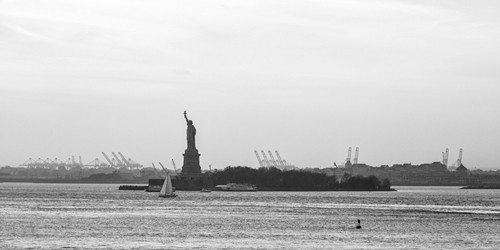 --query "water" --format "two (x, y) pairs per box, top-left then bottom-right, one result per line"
(1, 184), (499, 249)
